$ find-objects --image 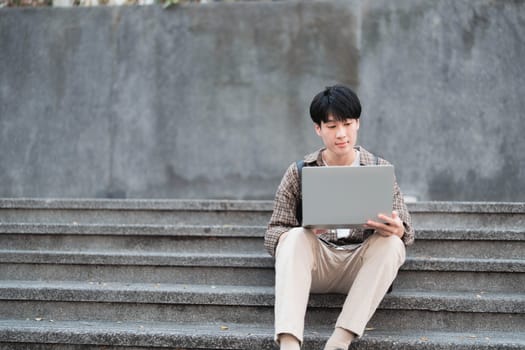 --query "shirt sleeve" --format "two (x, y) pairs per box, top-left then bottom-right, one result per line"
(393, 175), (415, 245)
(374, 154), (415, 246)
(265, 163), (301, 257)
